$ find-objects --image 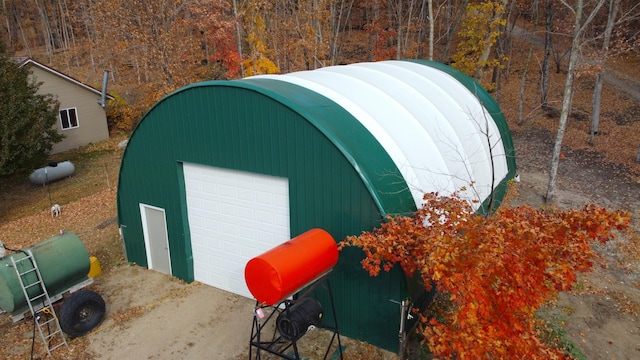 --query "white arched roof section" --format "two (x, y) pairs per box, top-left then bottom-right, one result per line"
(354, 62), (493, 199)
(282, 70), (457, 202)
(319, 64), (475, 200)
(388, 62), (509, 192)
(255, 73), (424, 203)
(250, 61), (510, 210)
